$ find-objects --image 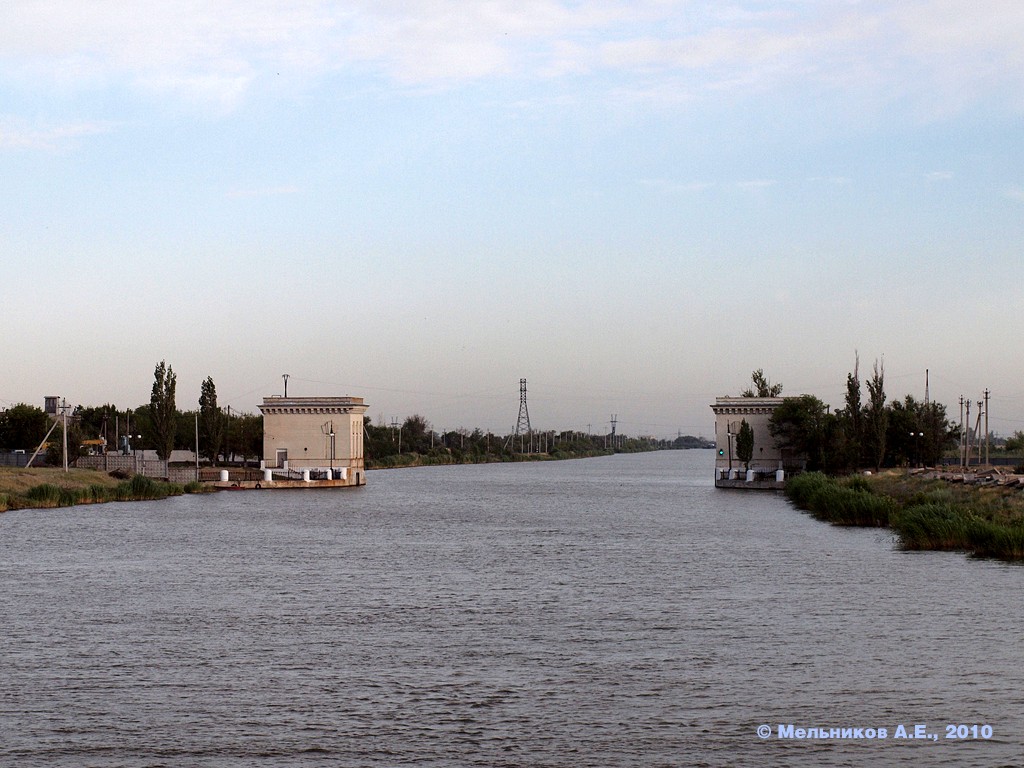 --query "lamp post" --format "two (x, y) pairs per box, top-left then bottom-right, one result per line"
(329, 421), (335, 478)
(910, 431), (924, 467)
